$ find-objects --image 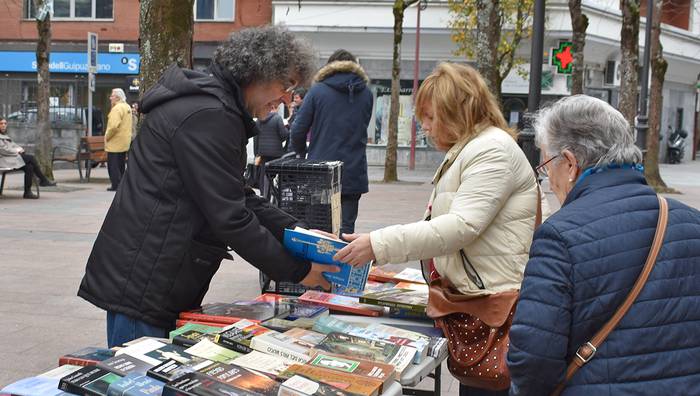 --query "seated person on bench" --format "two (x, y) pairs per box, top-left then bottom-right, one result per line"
(0, 117), (56, 199)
